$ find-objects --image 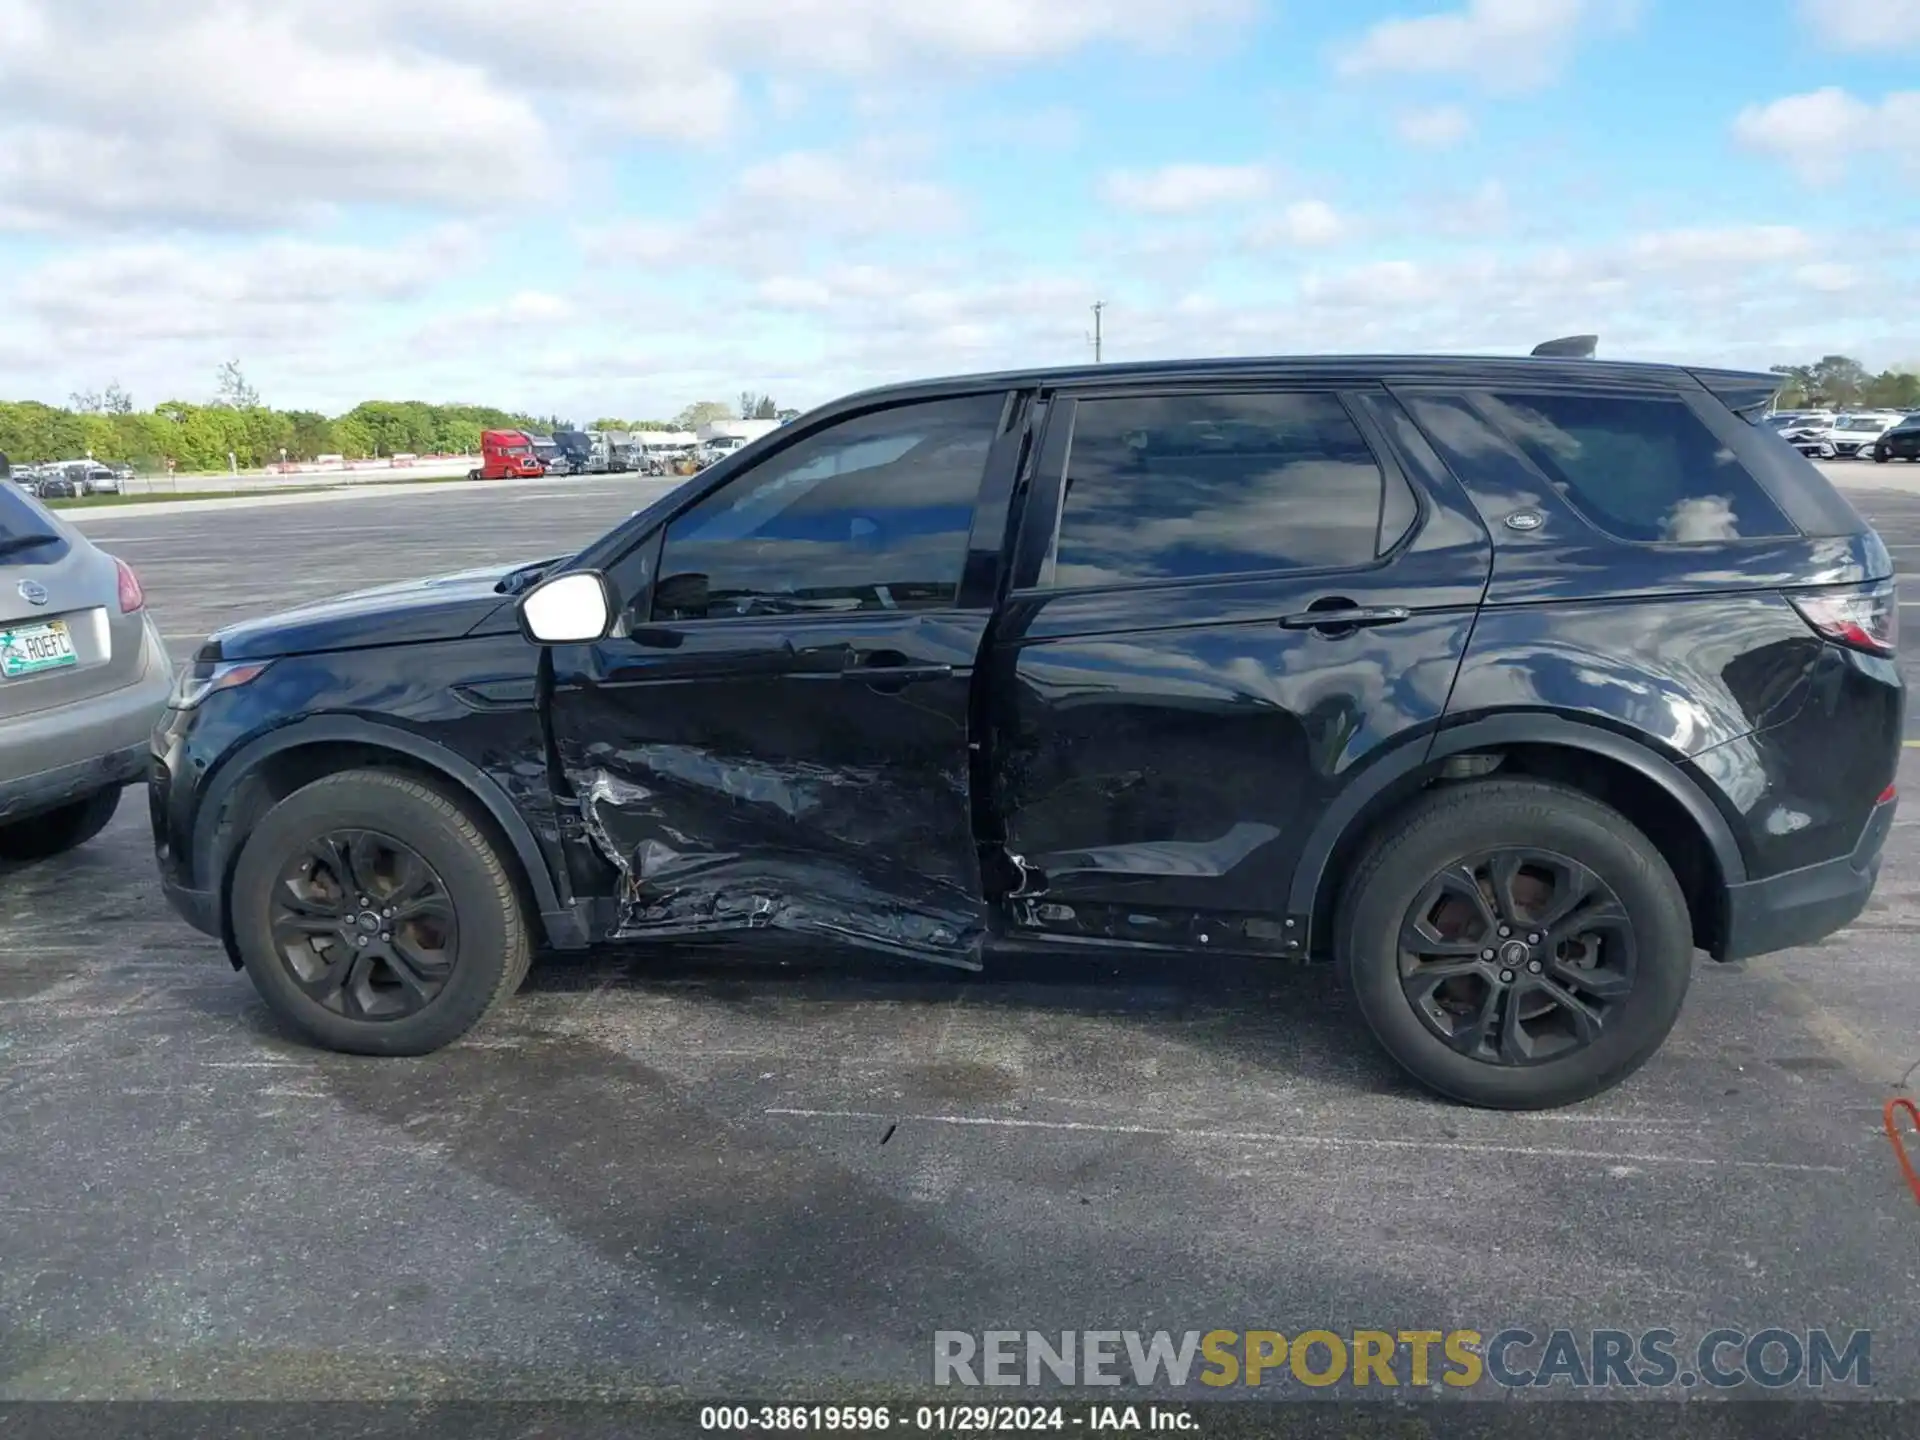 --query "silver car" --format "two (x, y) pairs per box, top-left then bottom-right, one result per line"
(0, 481), (171, 860)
